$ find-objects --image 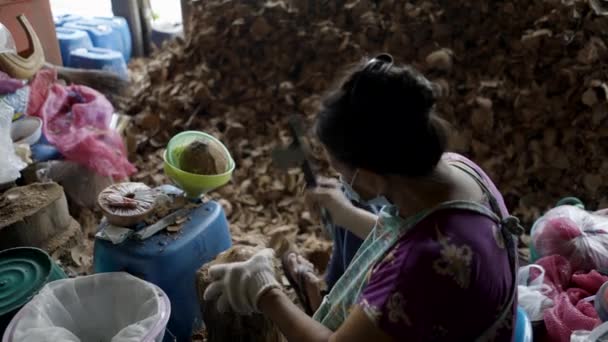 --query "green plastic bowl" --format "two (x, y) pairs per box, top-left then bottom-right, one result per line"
(163, 132), (235, 199)
(166, 131), (232, 171)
